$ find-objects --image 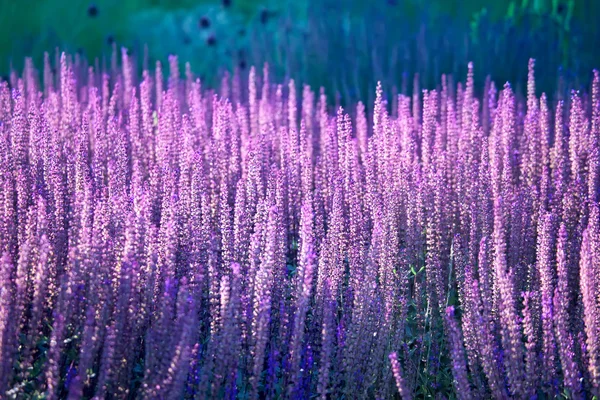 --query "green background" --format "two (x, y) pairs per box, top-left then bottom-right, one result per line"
(0, 0), (598, 99)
